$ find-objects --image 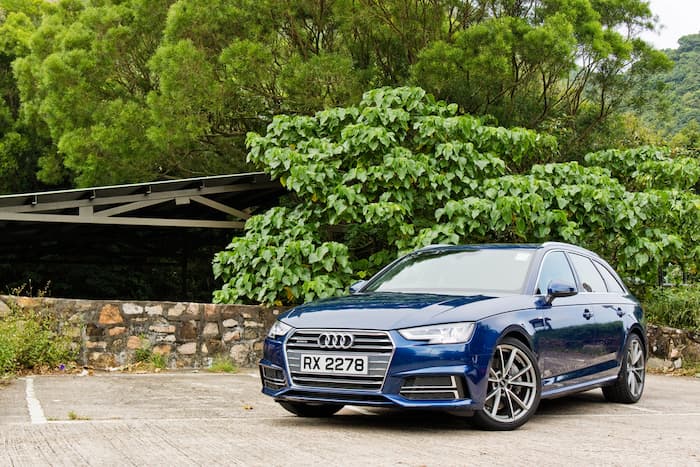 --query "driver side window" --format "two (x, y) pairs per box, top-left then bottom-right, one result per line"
(536, 251), (576, 295)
